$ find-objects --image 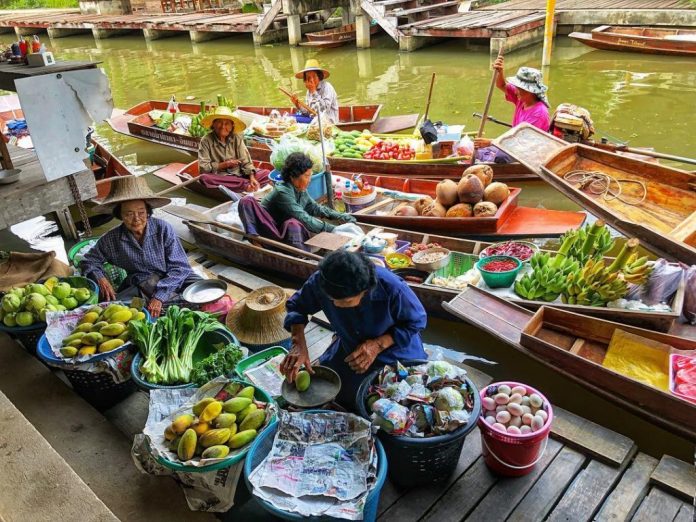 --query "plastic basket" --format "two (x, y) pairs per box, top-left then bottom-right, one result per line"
(131, 327), (240, 392)
(356, 361), (481, 488)
(478, 381), (553, 477)
(244, 411), (388, 522)
(235, 346), (288, 380)
(68, 238), (127, 289)
(242, 337), (291, 354)
(269, 169), (327, 201)
(156, 378), (277, 473)
(64, 366), (137, 411)
(424, 252), (478, 286)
